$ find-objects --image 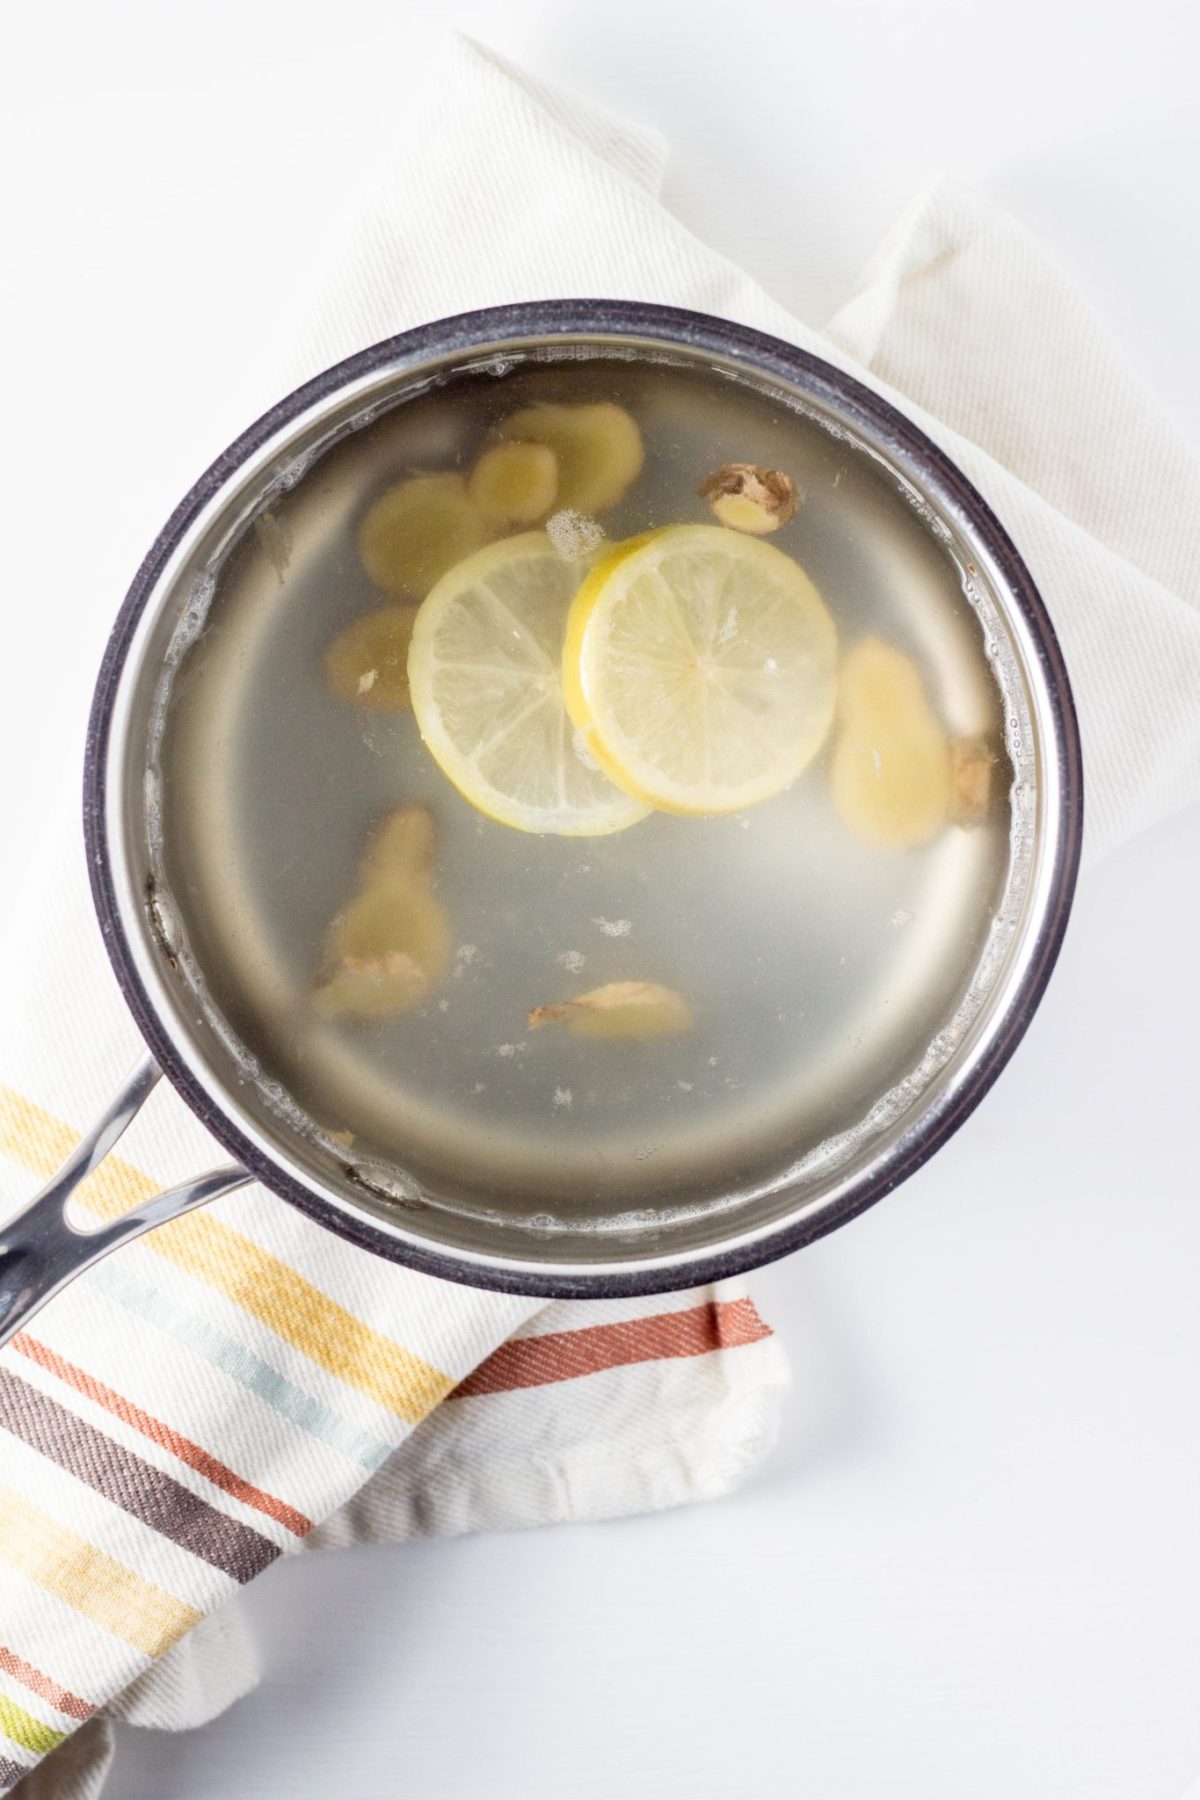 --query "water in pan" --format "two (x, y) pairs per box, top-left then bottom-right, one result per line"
(151, 349), (1030, 1237)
